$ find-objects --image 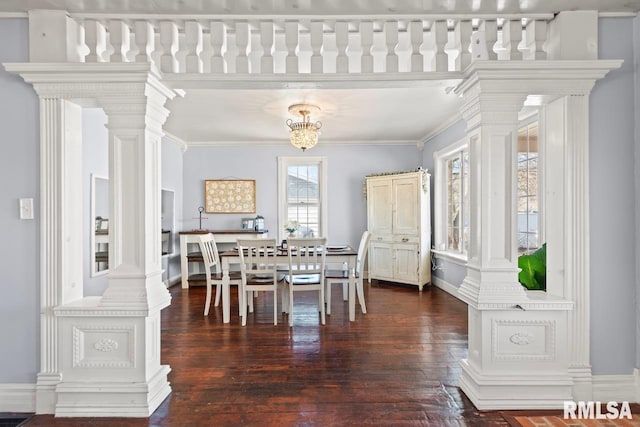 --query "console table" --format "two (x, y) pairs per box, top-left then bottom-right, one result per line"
(179, 229), (268, 289)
